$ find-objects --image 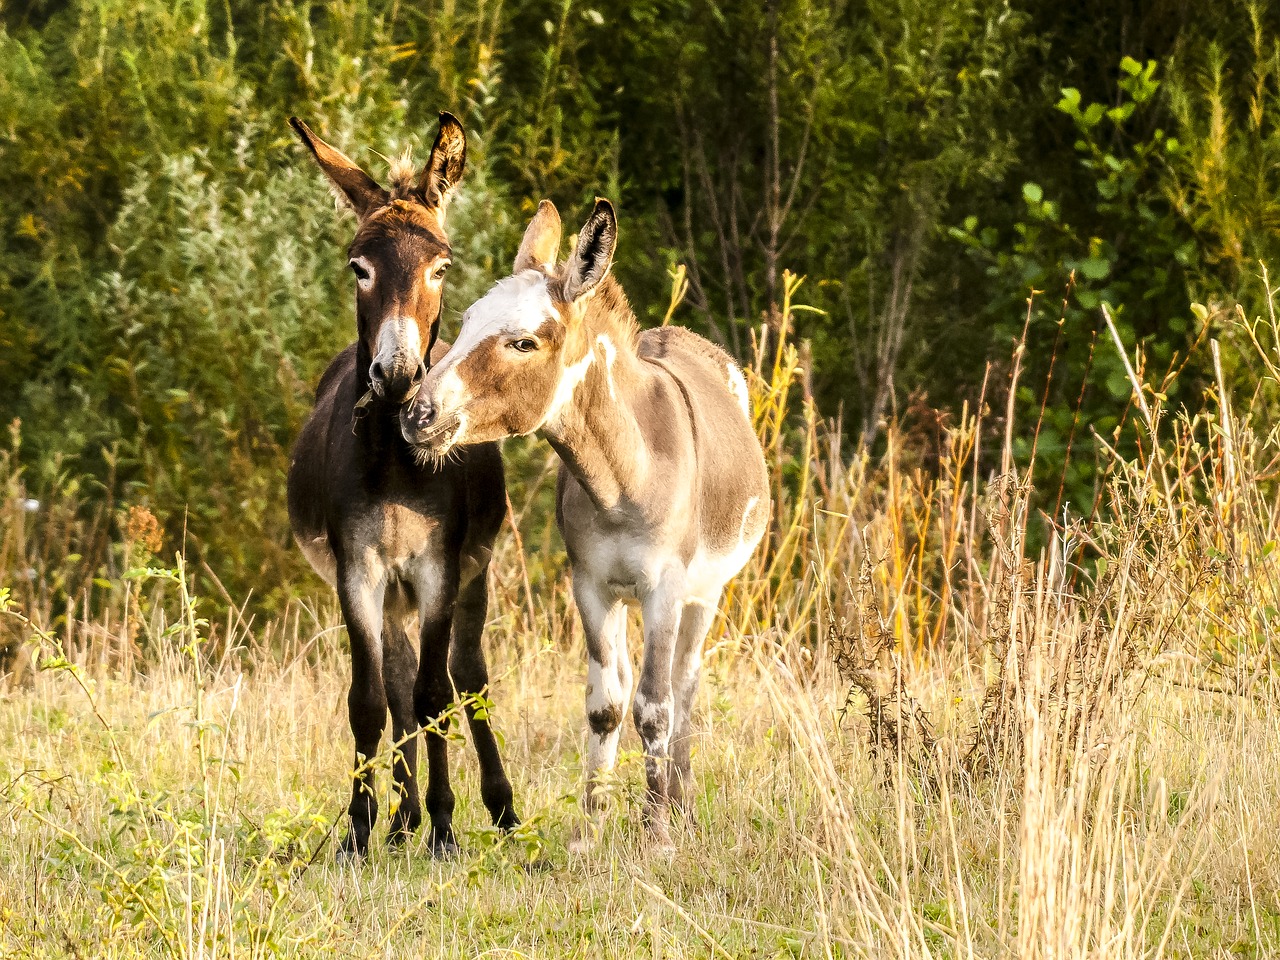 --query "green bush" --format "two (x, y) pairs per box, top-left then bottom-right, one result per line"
(5, 0), (1280, 621)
